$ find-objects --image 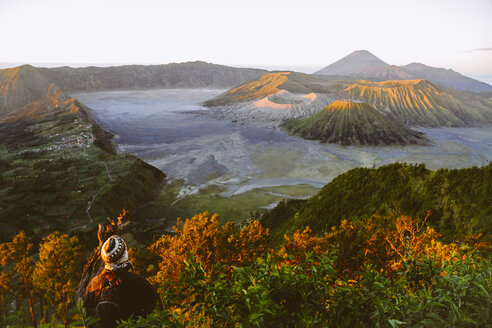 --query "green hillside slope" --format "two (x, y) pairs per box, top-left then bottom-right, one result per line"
(260, 163), (492, 245)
